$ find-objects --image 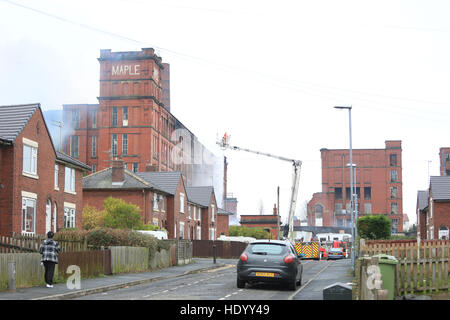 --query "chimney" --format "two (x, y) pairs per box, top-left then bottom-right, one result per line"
(112, 159), (125, 183)
(273, 203), (277, 216)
